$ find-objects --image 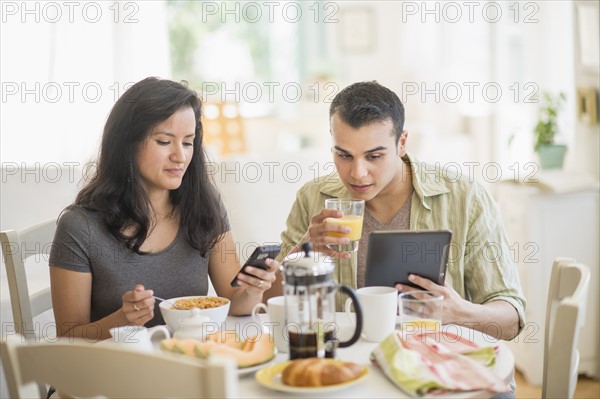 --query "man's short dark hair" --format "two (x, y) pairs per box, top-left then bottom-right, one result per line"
(330, 81), (405, 144)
